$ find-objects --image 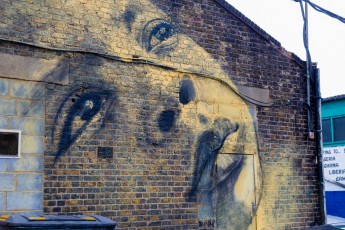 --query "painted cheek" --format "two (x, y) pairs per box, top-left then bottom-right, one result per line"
(158, 110), (176, 132)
